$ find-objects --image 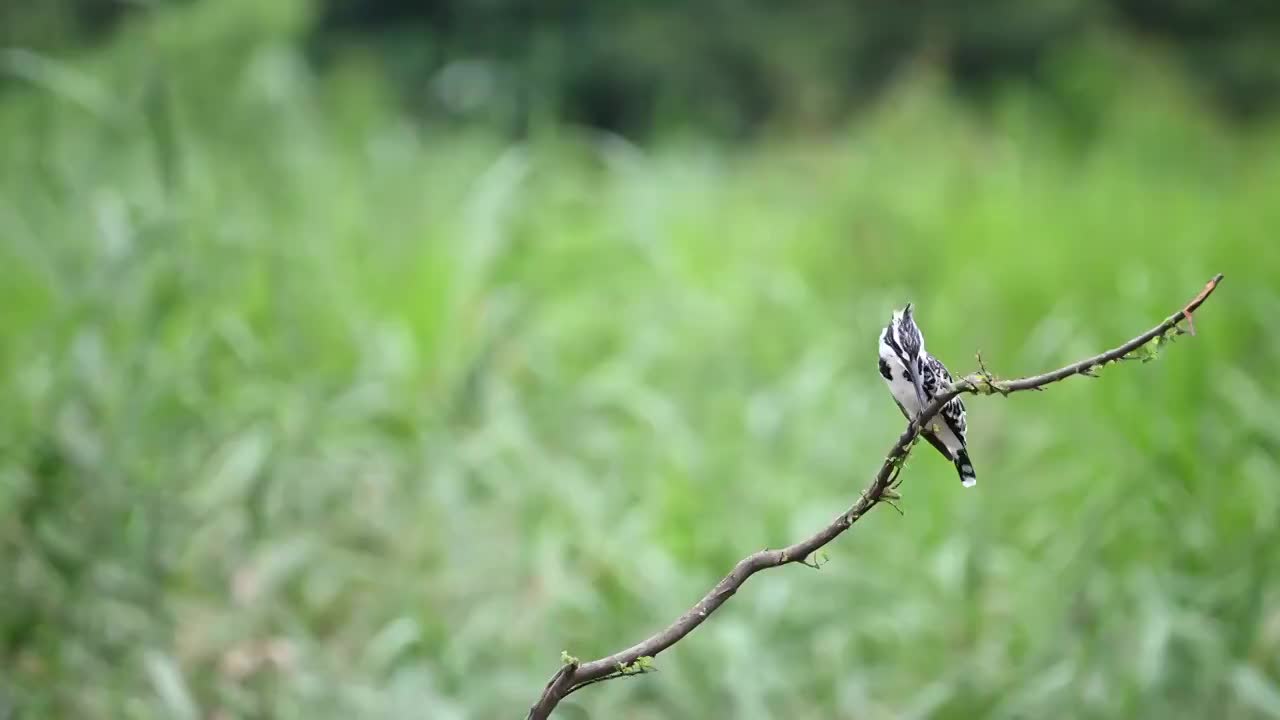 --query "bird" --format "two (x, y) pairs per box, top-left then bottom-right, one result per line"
(877, 303), (977, 487)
